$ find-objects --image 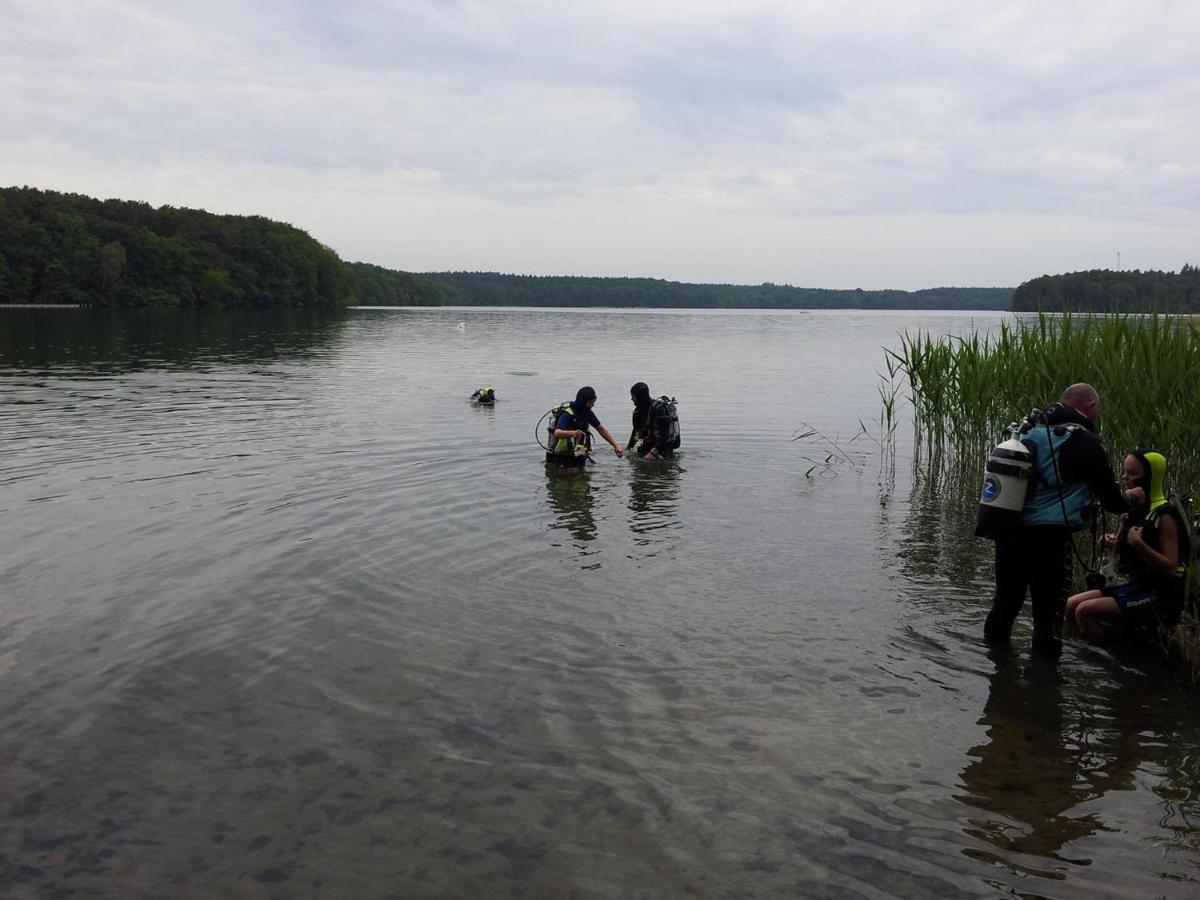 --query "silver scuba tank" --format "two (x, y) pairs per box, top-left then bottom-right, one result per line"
(975, 431), (1033, 539)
